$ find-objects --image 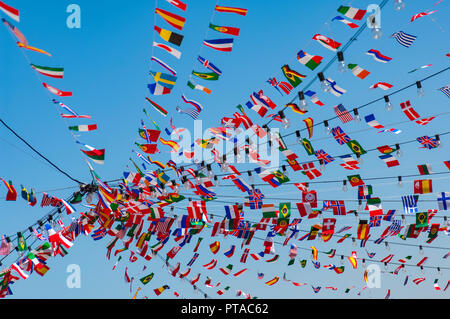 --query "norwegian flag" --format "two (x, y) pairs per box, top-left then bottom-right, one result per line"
(301, 162), (322, 180)
(330, 200), (346, 215)
(267, 77), (293, 95)
(415, 117), (436, 125)
(417, 135), (438, 149)
(331, 126), (351, 145)
(400, 100), (420, 120)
